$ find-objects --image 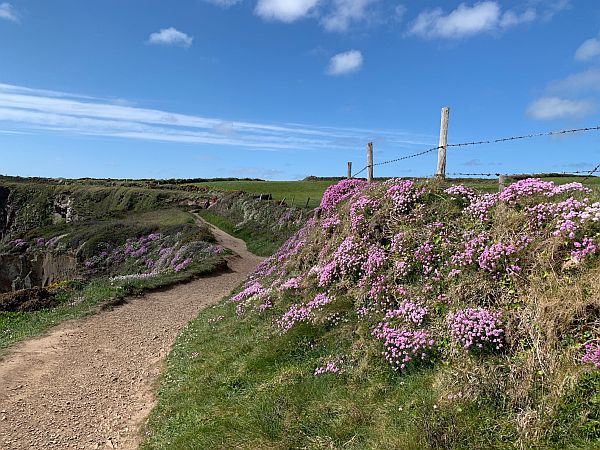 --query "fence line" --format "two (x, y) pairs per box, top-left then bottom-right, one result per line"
(350, 119), (600, 180)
